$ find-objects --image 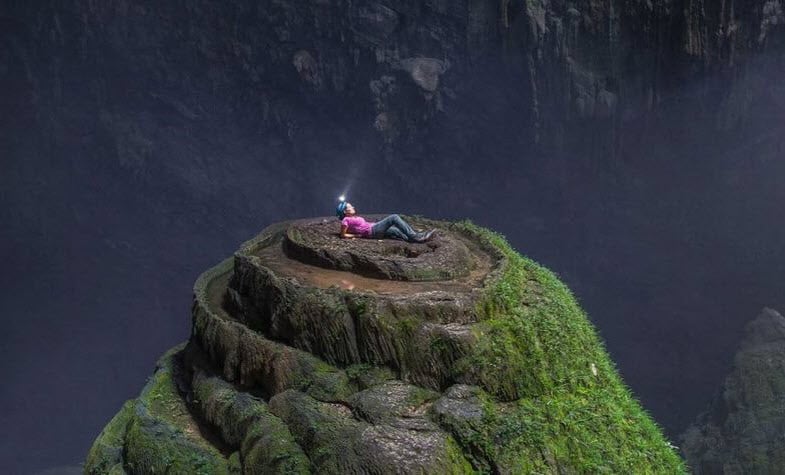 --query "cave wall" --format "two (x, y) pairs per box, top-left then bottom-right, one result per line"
(1, 1), (784, 472)
(3, 0), (783, 160)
